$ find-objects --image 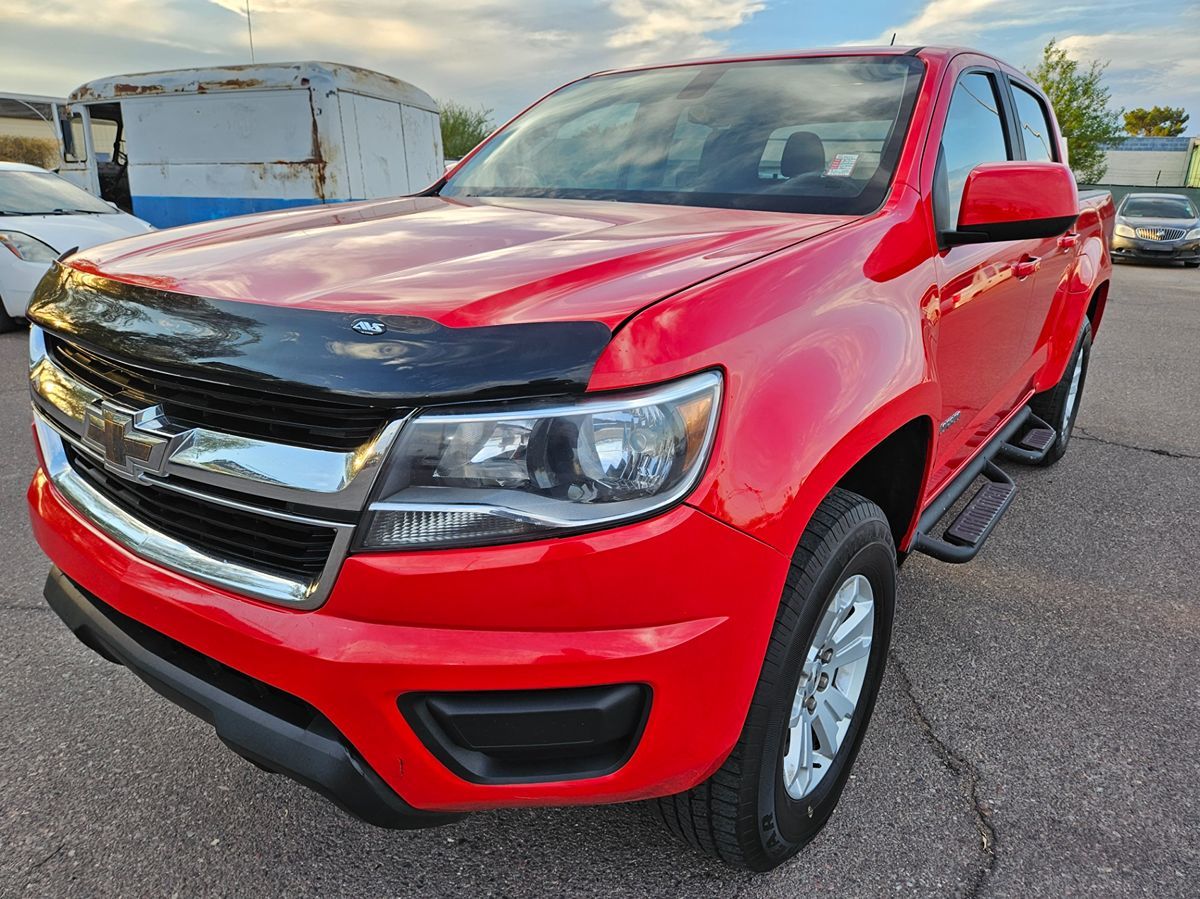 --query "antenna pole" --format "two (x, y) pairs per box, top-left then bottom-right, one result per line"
(245, 1), (256, 62)
(890, 32), (897, 46)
